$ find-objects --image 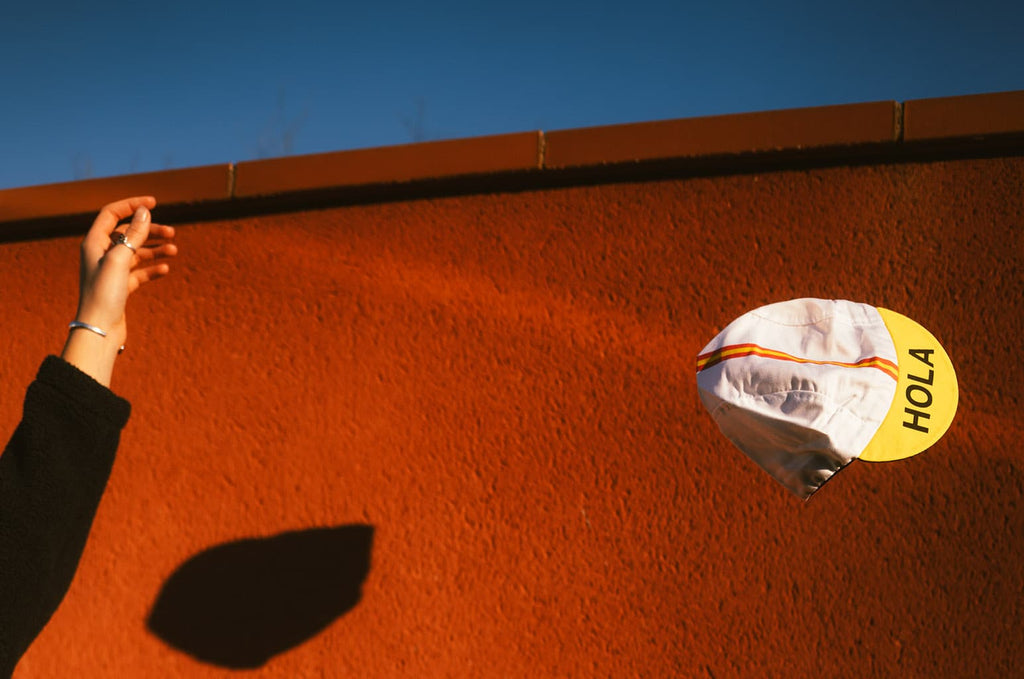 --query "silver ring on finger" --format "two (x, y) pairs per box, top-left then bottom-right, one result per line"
(110, 230), (137, 254)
